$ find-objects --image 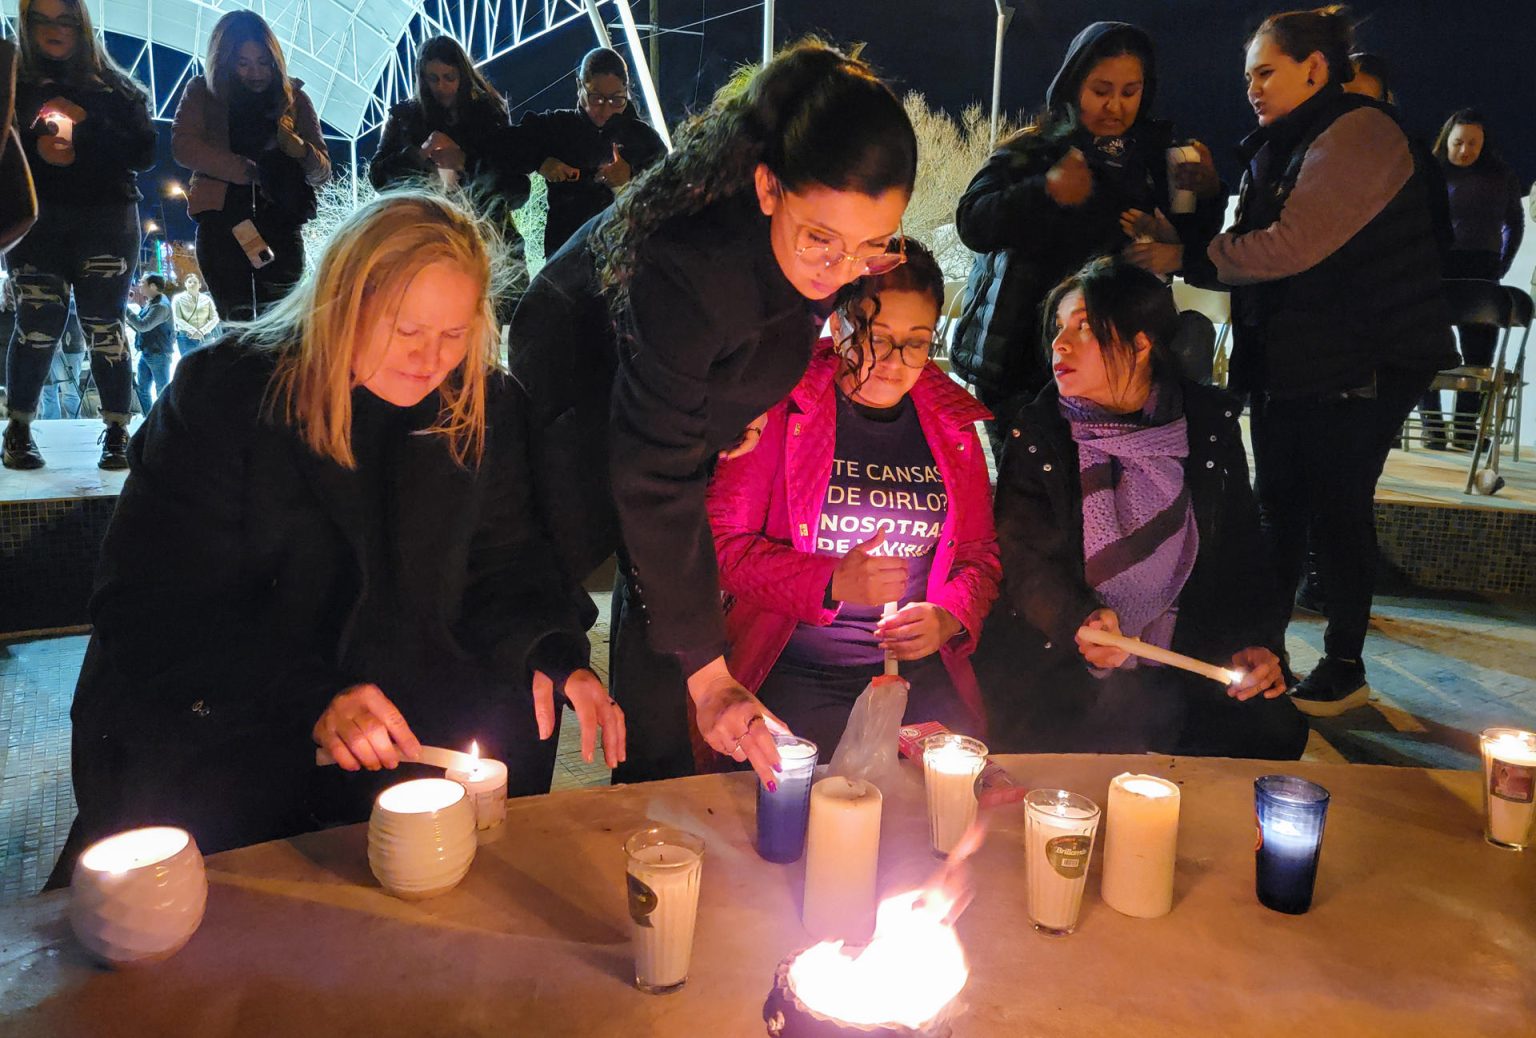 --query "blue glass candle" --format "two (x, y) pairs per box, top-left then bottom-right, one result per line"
(756, 736), (818, 863)
(1254, 775), (1330, 914)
